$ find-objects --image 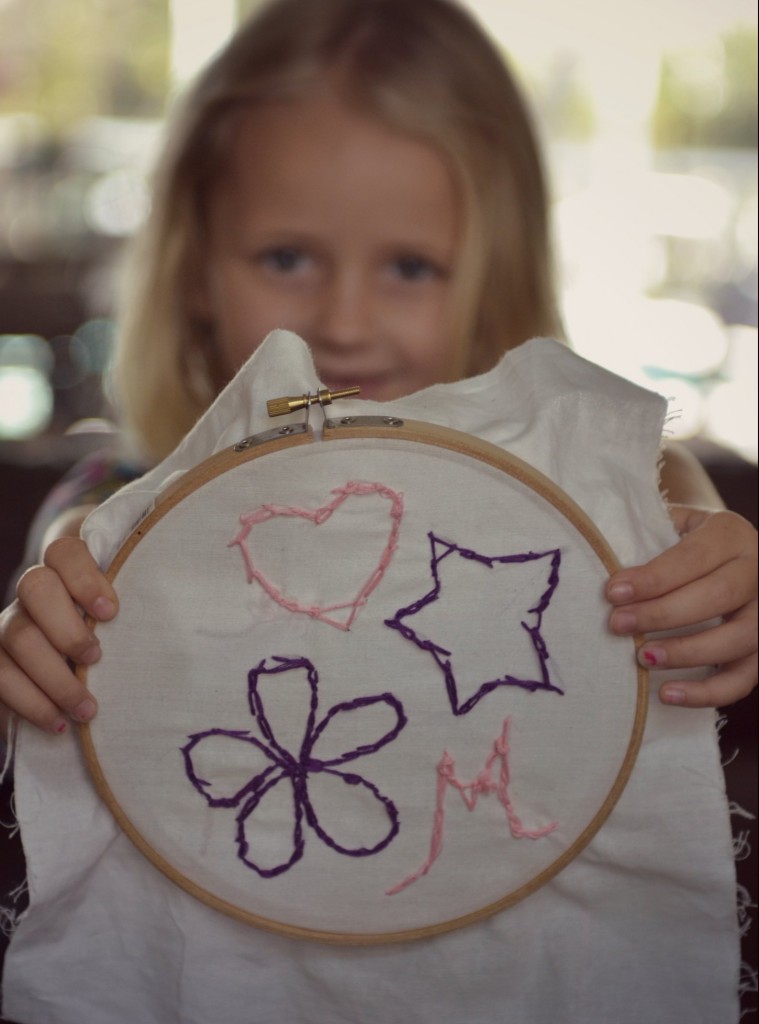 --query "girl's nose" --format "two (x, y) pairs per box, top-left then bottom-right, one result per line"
(310, 270), (373, 353)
